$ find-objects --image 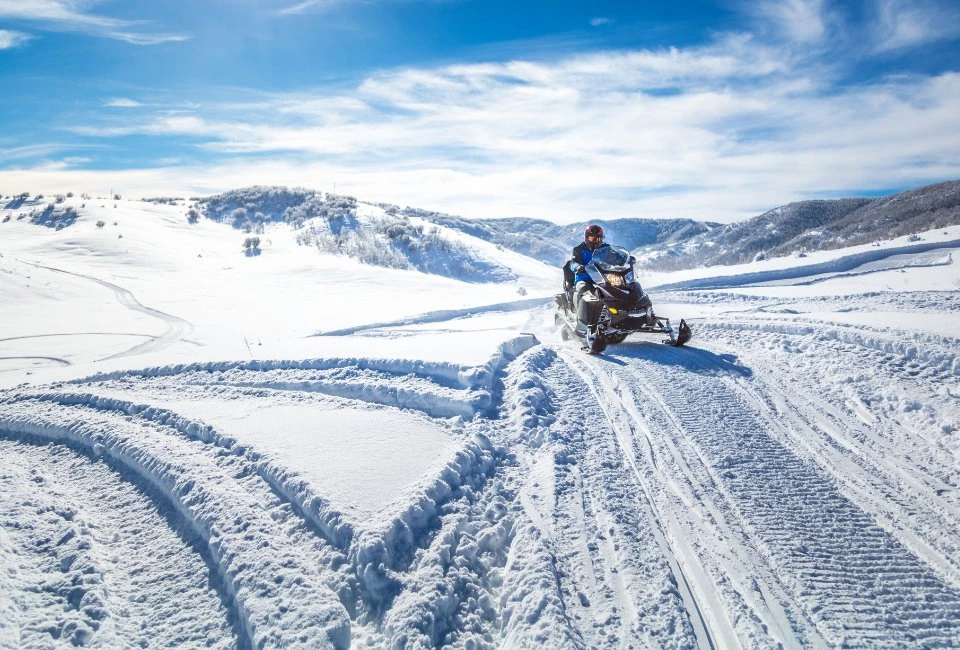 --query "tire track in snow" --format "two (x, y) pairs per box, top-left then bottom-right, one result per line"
(0, 400), (352, 649)
(569, 346), (829, 649)
(4, 343), (533, 647)
(613, 341), (960, 648)
(509, 347), (702, 649)
(560, 348), (746, 650)
(0, 438), (238, 648)
(0, 355), (70, 366)
(698, 322), (960, 586)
